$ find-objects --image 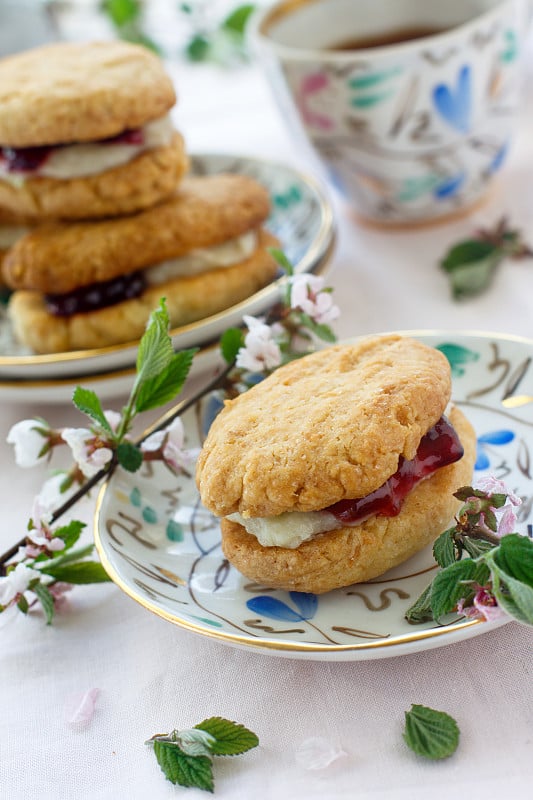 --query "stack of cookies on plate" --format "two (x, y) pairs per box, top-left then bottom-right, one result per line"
(0, 41), (279, 353)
